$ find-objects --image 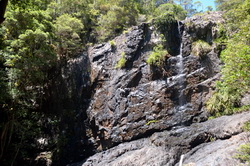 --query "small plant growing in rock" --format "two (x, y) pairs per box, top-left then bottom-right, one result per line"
(243, 121), (250, 131)
(191, 40), (212, 58)
(147, 44), (169, 67)
(235, 143), (250, 164)
(115, 52), (126, 69)
(146, 120), (159, 125)
(209, 136), (216, 142)
(234, 122), (250, 164)
(123, 30), (129, 34)
(109, 40), (116, 47)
